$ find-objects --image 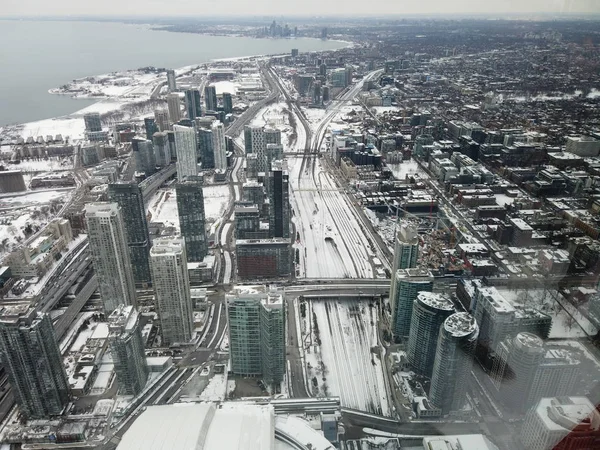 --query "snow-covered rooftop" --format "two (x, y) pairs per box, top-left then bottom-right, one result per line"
(417, 292), (453, 311)
(444, 312), (478, 338)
